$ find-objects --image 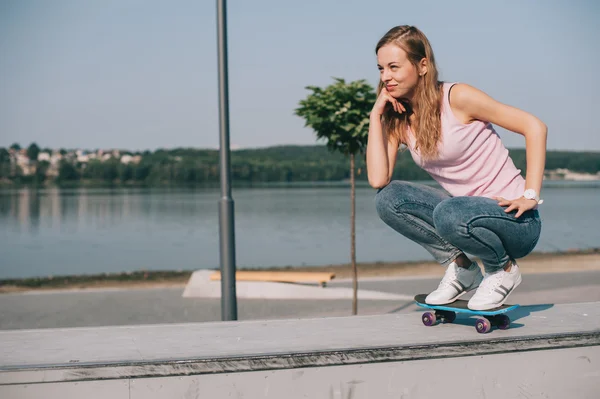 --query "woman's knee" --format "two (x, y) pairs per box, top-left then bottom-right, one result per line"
(374, 180), (409, 219)
(432, 197), (468, 240)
